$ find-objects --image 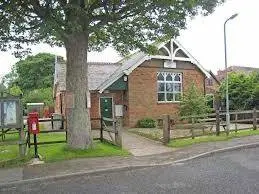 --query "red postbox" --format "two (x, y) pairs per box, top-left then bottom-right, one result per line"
(28, 112), (40, 134)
